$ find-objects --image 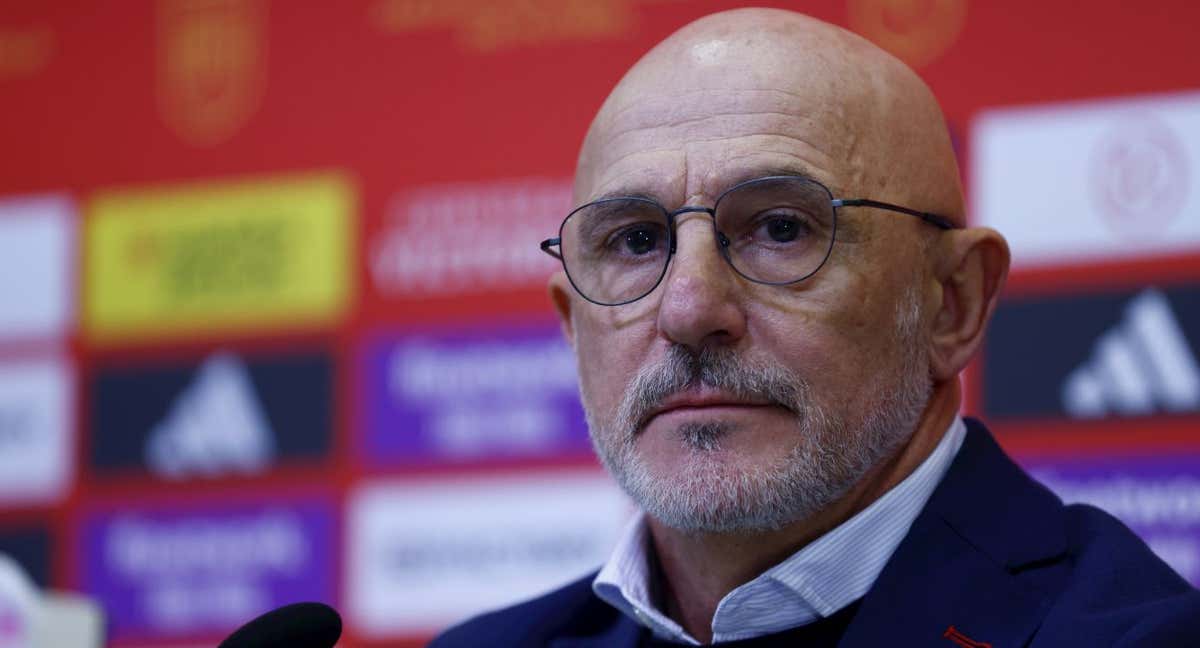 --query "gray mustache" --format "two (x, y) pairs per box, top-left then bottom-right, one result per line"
(615, 345), (805, 437)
